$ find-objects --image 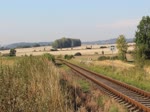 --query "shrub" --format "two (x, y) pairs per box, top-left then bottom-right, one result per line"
(64, 54), (74, 60)
(98, 56), (118, 61)
(74, 52), (82, 56)
(43, 53), (55, 63)
(100, 46), (107, 49)
(9, 48), (16, 56)
(98, 56), (109, 60)
(86, 47), (91, 49)
(50, 48), (58, 51)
